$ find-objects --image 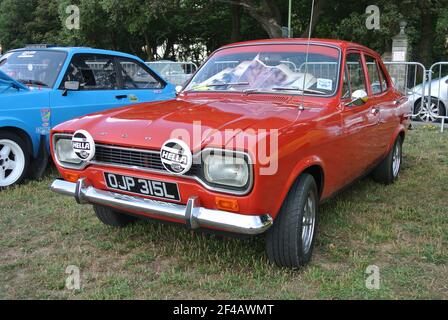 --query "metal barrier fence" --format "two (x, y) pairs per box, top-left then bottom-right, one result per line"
(384, 62), (427, 119)
(146, 61), (198, 86)
(427, 62), (448, 131)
